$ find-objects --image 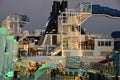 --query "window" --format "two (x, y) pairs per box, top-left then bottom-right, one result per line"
(108, 41), (111, 46)
(105, 41), (109, 46)
(98, 41), (112, 47)
(101, 41), (104, 46)
(98, 41), (100, 46)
